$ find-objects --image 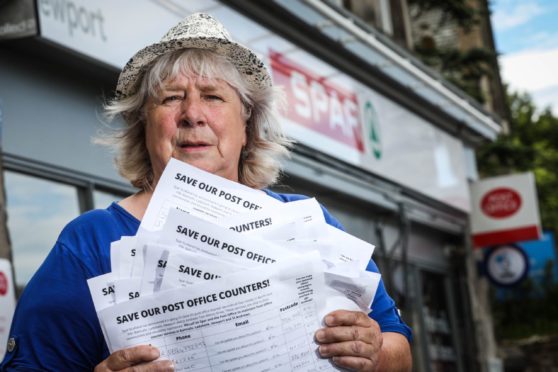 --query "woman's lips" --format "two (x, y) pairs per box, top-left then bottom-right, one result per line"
(179, 142), (211, 153)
